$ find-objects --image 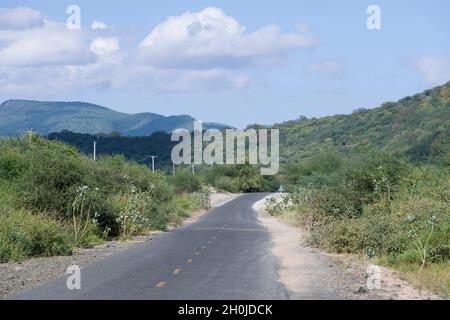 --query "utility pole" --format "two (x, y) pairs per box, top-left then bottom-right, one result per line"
(93, 141), (96, 162)
(25, 129), (34, 140)
(150, 155), (157, 173)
